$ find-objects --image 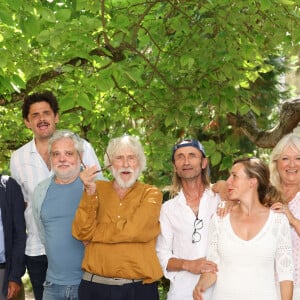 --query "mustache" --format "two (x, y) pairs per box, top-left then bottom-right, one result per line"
(56, 163), (71, 167)
(37, 121), (50, 127)
(118, 167), (134, 173)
